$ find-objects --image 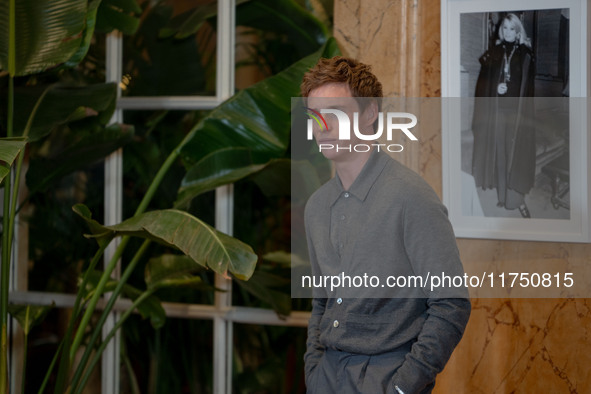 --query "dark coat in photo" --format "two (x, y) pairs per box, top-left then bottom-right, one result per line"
(471, 42), (536, 195)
